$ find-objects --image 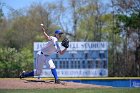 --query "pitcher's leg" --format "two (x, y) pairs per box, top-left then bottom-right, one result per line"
(51, 68), (58, 80)
(20, 54), (46, 79)
(47, 58), (60, 84)
(19, 71), (34, 79)
(35, 54), (46, 76)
